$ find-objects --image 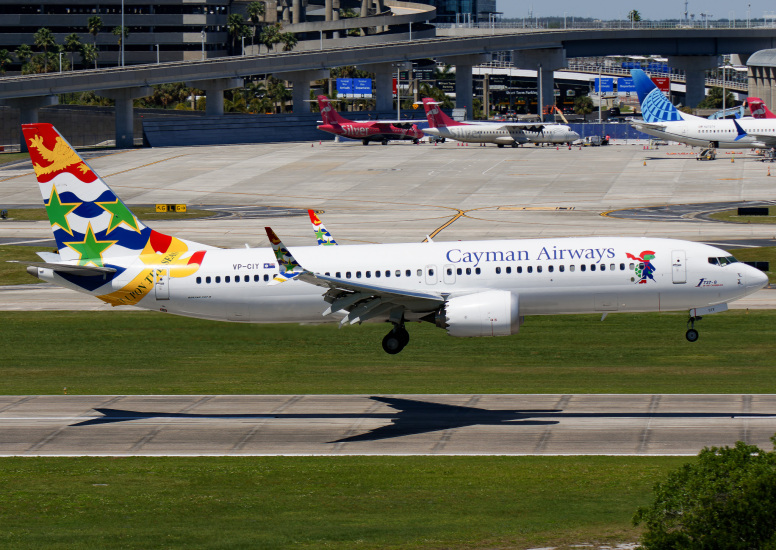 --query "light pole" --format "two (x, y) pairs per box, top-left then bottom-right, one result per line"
(156, 44), (159, 64)
(121, 0), (124, 67)
(59, 51), (62, 73)
(748, 4), (751, 28)
(201, 29), (205, 60)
